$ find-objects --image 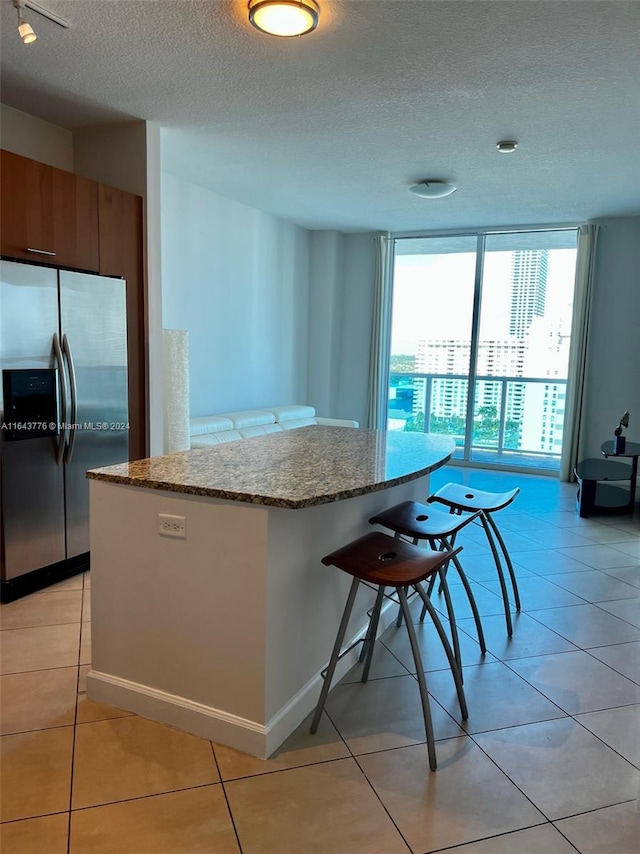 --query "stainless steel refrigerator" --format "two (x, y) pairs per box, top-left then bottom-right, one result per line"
(0, 259), (129, 600)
